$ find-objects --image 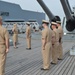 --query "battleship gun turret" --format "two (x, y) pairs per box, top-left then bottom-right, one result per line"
(60, 0), (75, 31)
(37, 0), (61, 22)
